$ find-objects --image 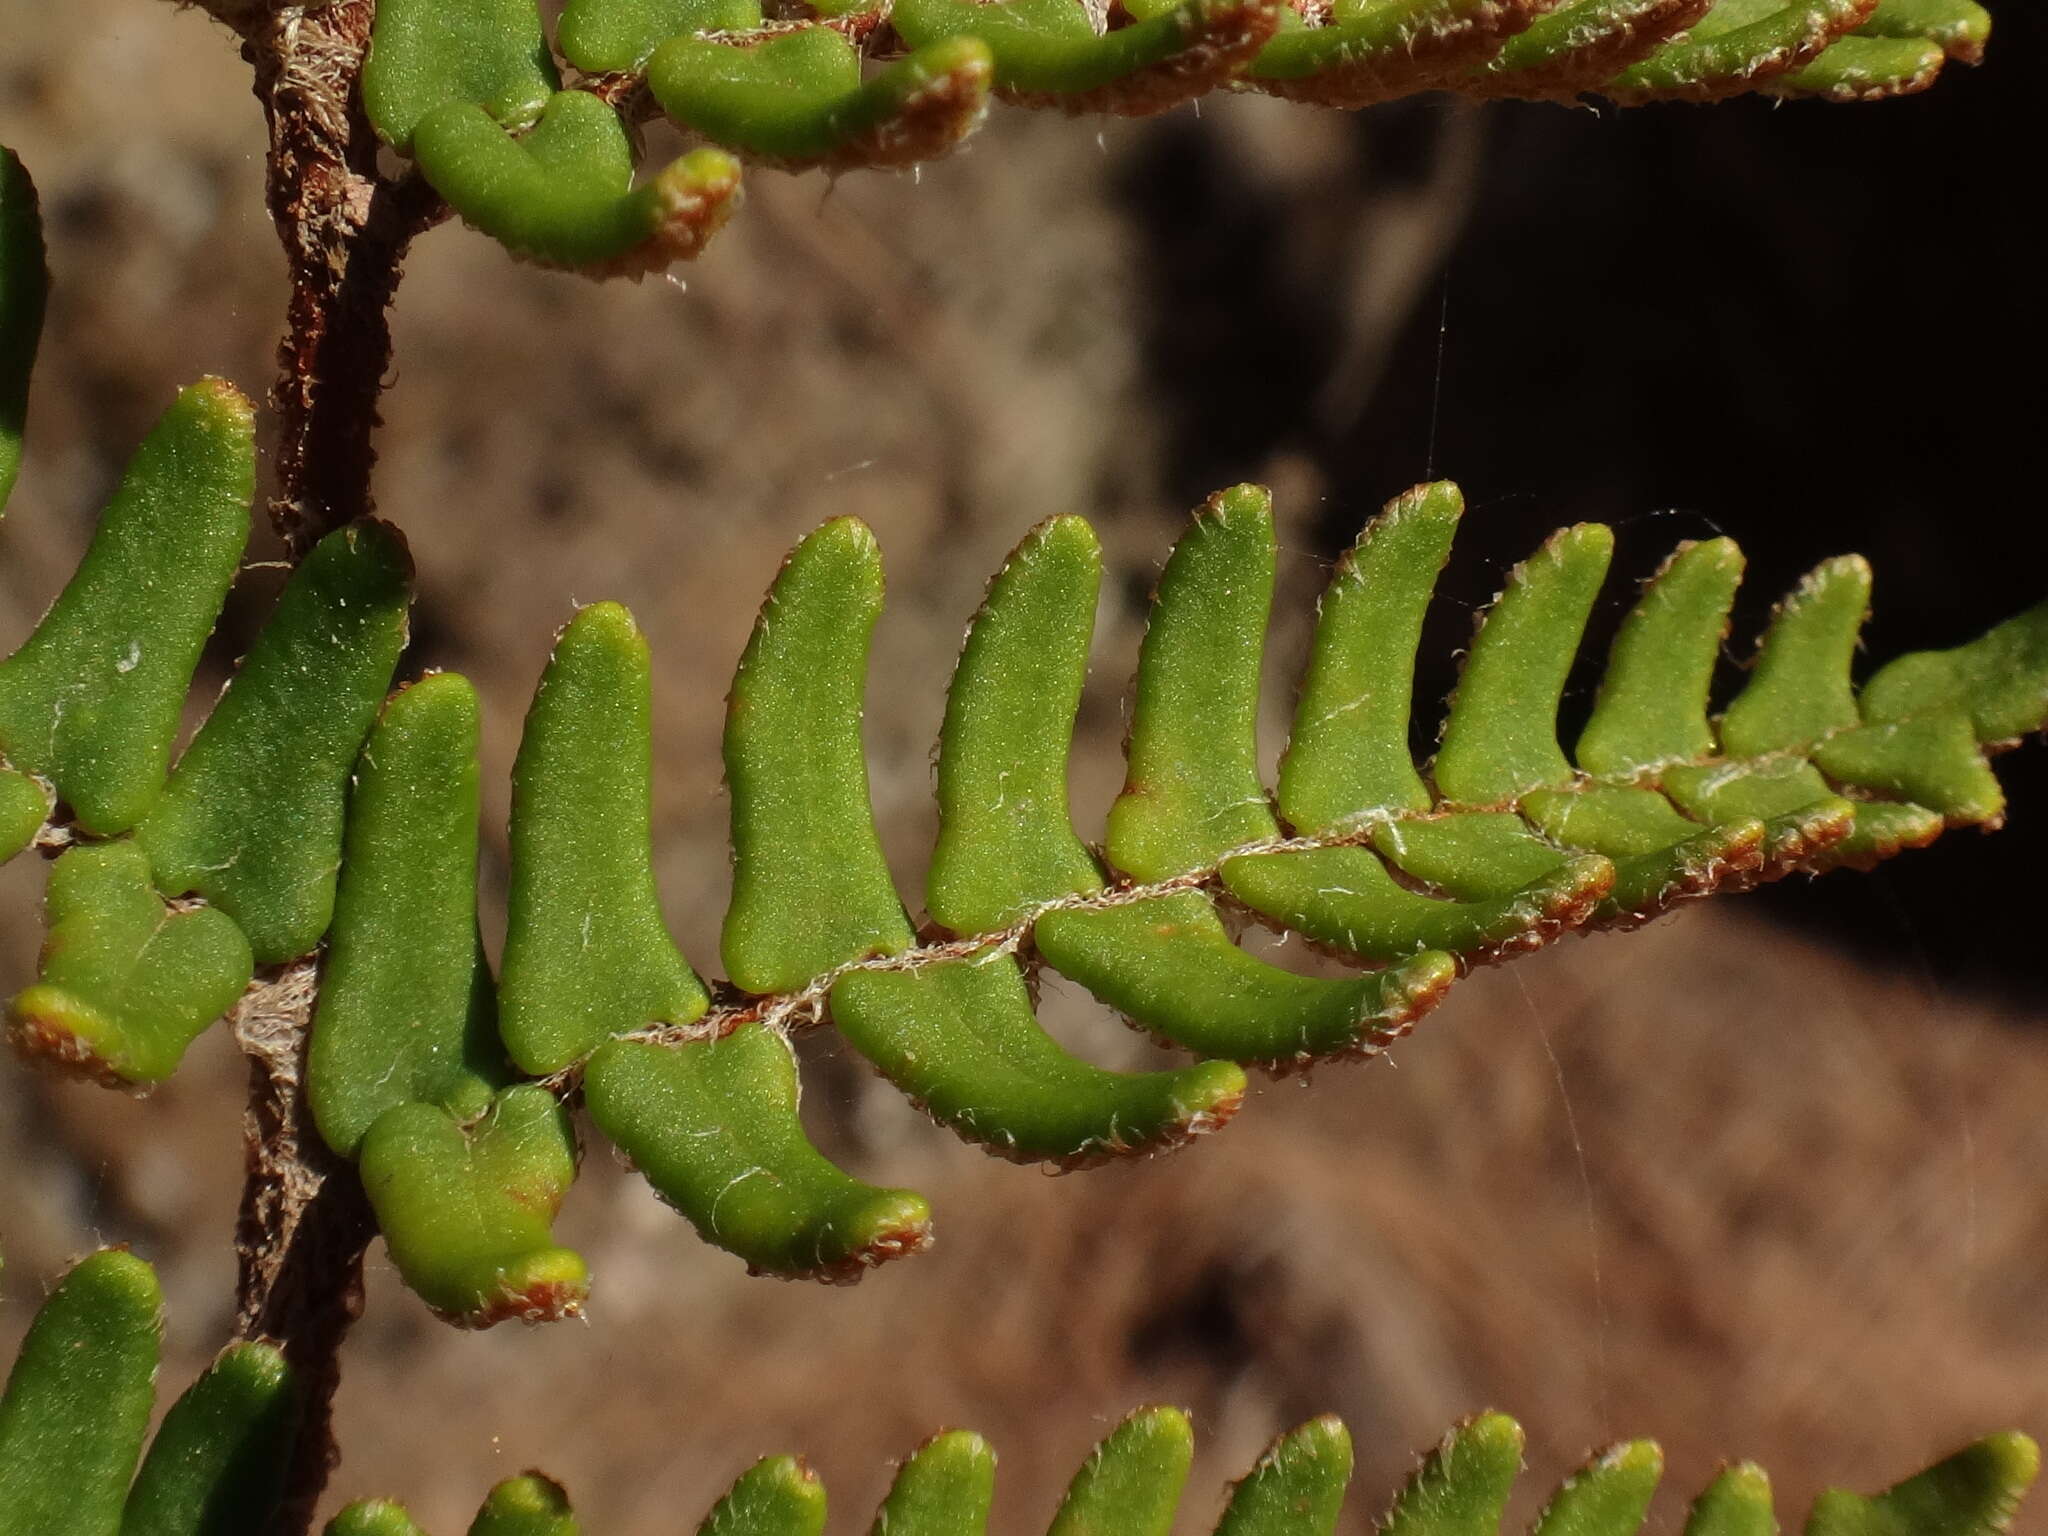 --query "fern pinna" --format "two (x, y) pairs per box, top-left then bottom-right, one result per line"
(2, 198), (2043, 1324)
(329, 0), (1993, 278)
(1, 1253), (2039, 1536)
